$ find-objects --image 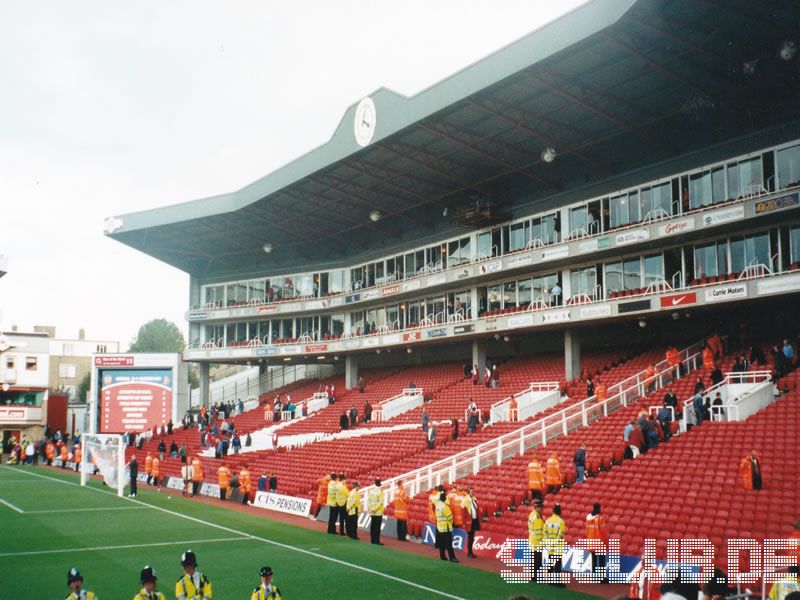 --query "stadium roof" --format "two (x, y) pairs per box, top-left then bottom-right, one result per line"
(107, 0), (800, 280)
